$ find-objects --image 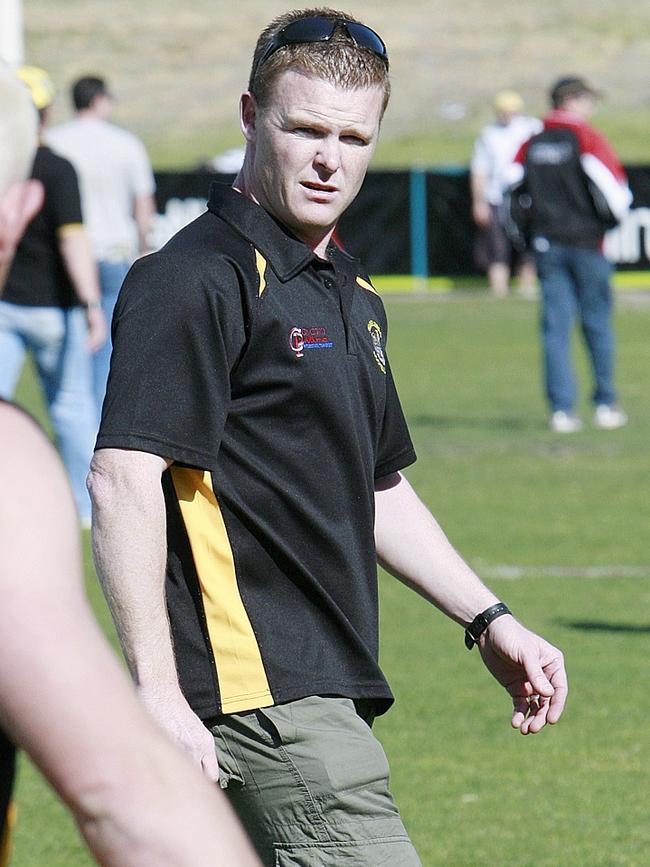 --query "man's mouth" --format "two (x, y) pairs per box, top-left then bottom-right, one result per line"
(302, 182), (337, 195)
